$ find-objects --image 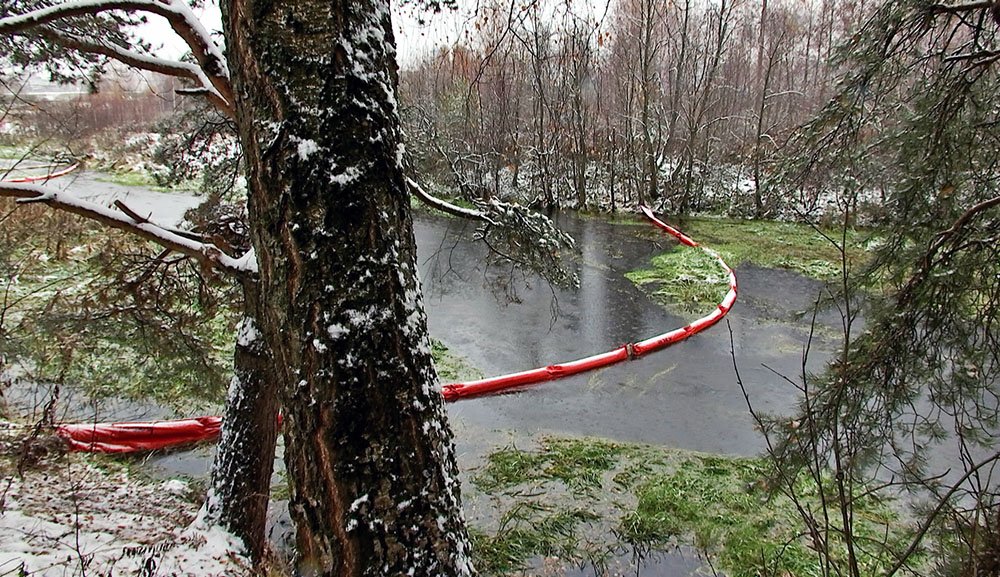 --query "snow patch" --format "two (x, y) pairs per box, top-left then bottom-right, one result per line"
(236, 316), (260, 347)
(291, 136), (321, 161)
(162, 478), (189, 496)
(0, 457), (249, 577)
(330, 166), (362, 186)
(349, 494), (369, 512)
